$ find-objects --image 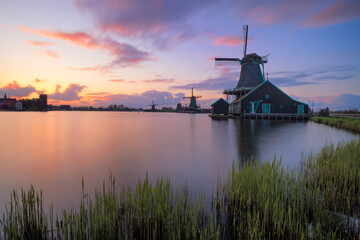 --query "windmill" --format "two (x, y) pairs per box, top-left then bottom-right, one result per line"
(215, 25), (269, 100)
(149, 100), (158, 112)
(183, 88), (202, 109)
